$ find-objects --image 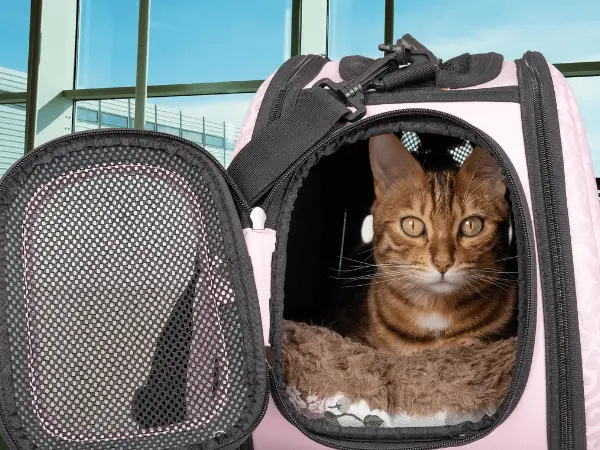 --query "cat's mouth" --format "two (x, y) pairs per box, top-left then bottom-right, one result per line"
(419, 267), (463, 294)
(427, 279), (459, 294)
